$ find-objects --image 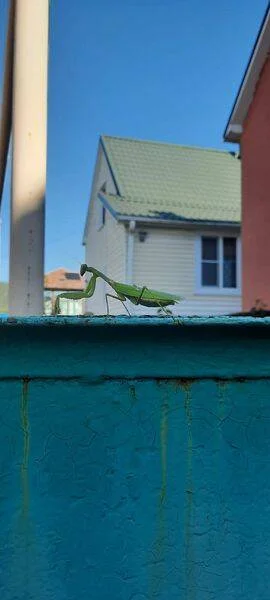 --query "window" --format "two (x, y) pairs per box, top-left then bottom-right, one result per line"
(65, 272), (80, 281)
(196, 235), (240, 294)
(96, 182), (107, 230)
(223, 237), (237, 288)
(97, 200), (106, 229)
(201, 237), (219, 286)
(102, 205), (106, 226)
